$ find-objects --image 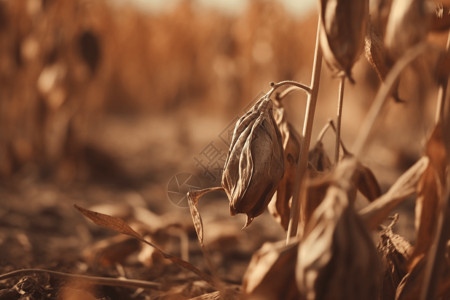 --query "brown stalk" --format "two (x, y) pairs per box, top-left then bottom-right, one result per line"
(335, 77), (345, 164)
(352, 42), (430, 158)
(286, 17), (323, 243)
(0, 268), (161, 290)
(435, 31), (450, 124)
